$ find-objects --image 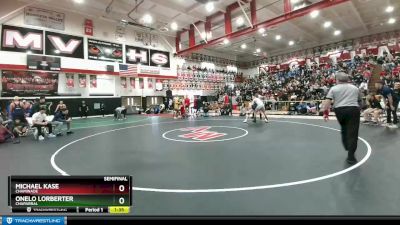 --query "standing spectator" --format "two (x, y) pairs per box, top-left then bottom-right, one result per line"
(193, 97), (199, 117)
(32, 107), (57, 141)
(173, 97), (180, 119)
(375, 81), (398, 128)
(79, 101), (89, 119)
(184, 96), (190, 115)
(31, 98), (40, 116)
(38, 96), (52, 115)
(224, 93), (229, 106)
(100, 103), (106, 117)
